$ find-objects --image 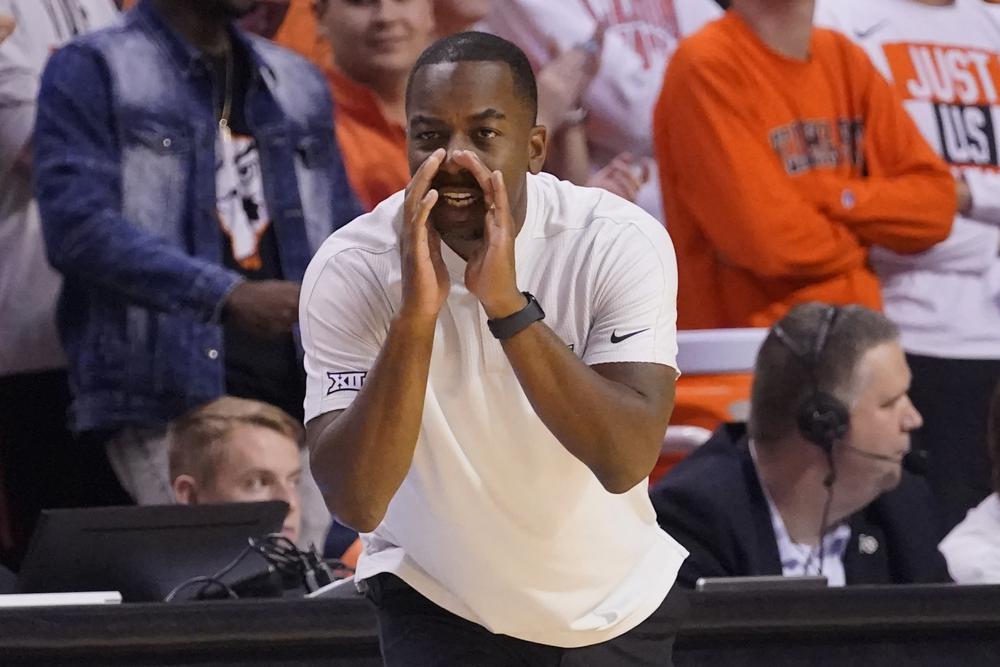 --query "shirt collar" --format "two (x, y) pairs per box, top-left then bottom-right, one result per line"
(748, 440), (852, 584)
(326, 65), (403, 134)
